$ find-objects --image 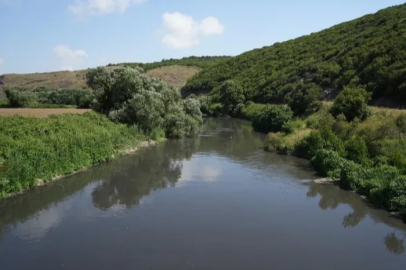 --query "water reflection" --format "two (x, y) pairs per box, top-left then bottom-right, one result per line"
(306, 181), (406, 255)
(0, 117), (406, 264)
(385, 233), (406, 255)
(91, 141), (195, 210)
